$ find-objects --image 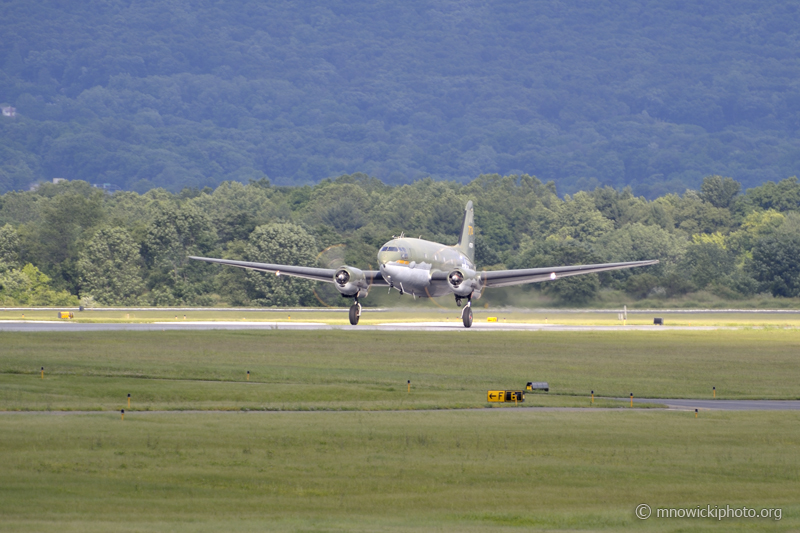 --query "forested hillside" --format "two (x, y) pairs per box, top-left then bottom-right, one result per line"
(2, 174), (800, 308)
(1, 1), (799, 195)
